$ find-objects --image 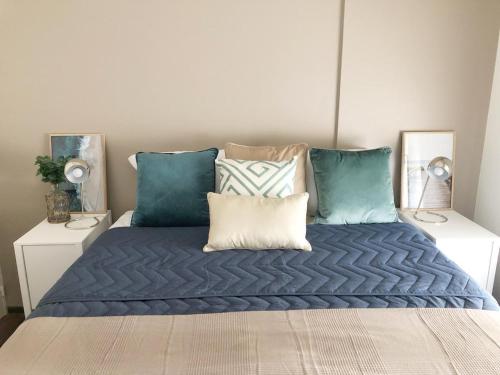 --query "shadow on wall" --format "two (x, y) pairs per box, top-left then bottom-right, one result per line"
(0, 267), (6, 318)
